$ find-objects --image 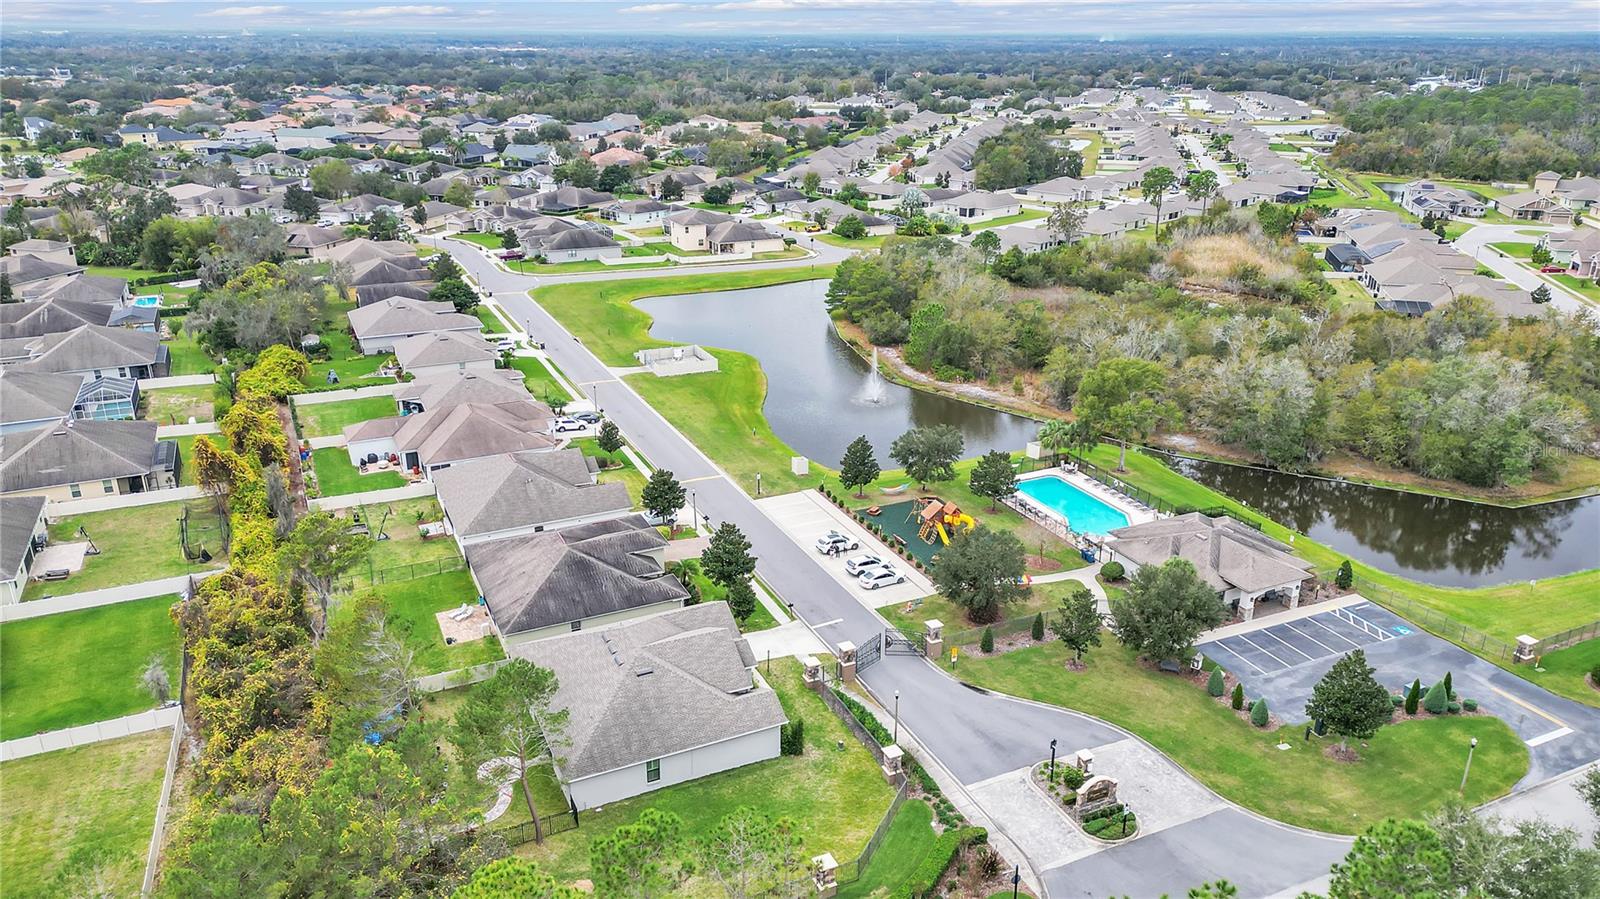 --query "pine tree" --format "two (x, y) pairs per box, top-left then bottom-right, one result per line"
(1231, 682), (1245, 710)
(1031, 612), (1045, 641)
(1442, 671), (1453, 700)
(1250, 698), (1269, 727)
(701, 522), (756, 590)
(1404, 678), (1421, 715)
(1207, 668), (1225, 697)
(980, 626), (995, 653)
(968, 449), (1020, 512)
(1422, 680), (1449, 714)
(1336, 560), (1353, 589)
(1303, 649), (1394, 754)
(838, 435), (880, 498)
